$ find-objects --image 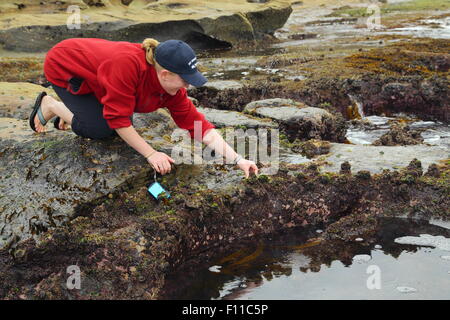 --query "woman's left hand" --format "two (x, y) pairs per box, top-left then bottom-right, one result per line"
(237, 159), (259, 178)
